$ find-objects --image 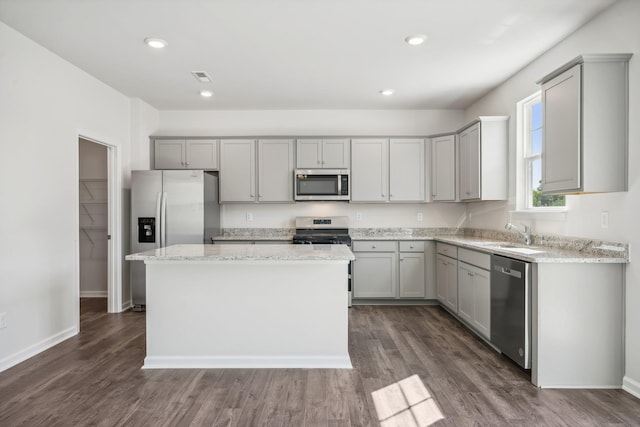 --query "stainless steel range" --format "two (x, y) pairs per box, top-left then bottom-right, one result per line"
(292, 216), (352, 306)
